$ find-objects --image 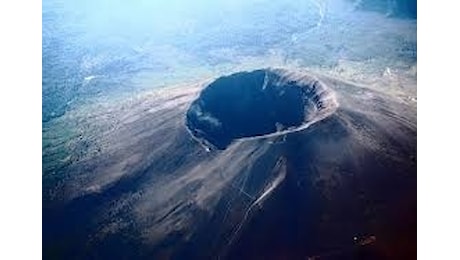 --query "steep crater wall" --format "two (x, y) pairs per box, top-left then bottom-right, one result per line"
(186, 69), (338, 149)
